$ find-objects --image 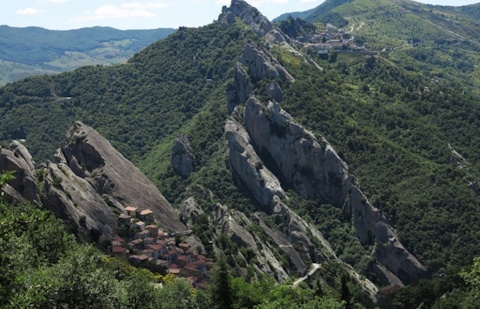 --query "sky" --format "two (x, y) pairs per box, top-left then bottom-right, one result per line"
(2, 0), (479, 30)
